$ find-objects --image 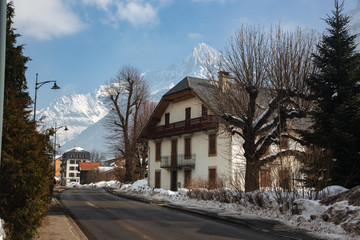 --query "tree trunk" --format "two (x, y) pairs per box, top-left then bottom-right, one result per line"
(244, 159), (260, 192)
